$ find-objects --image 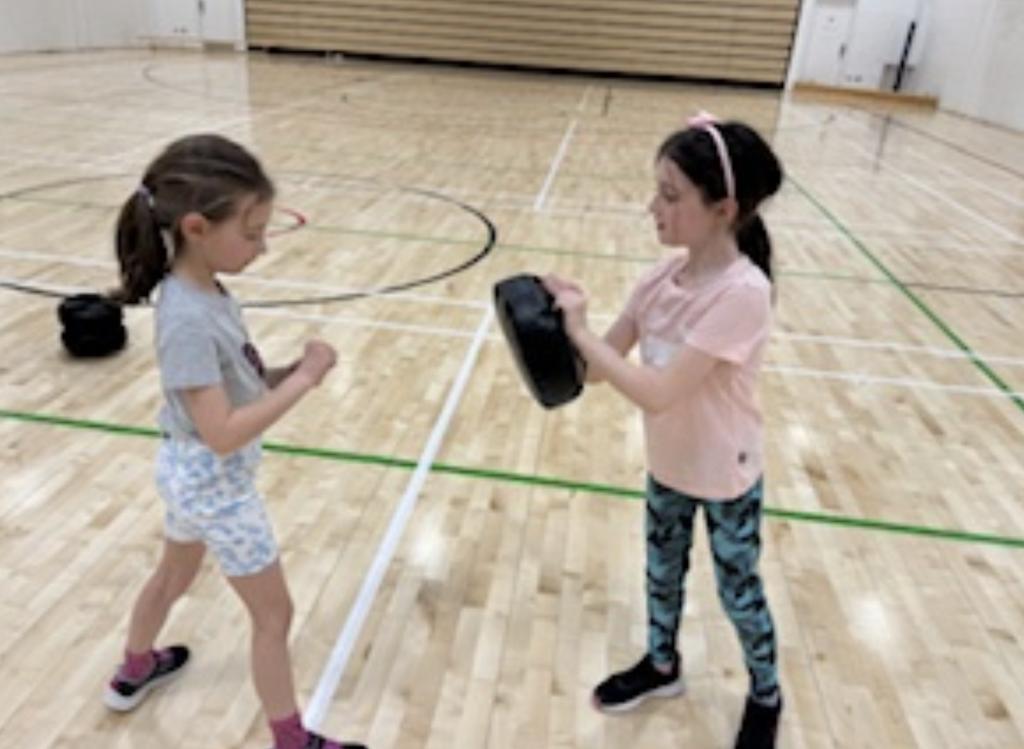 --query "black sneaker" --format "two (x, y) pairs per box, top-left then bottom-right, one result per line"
(303, 734), (368, 749)
(267, 732), (369, 749)
(592, 653), (685, 713)
(734, 692), (783, 749)
(103, 645), (190, 712)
